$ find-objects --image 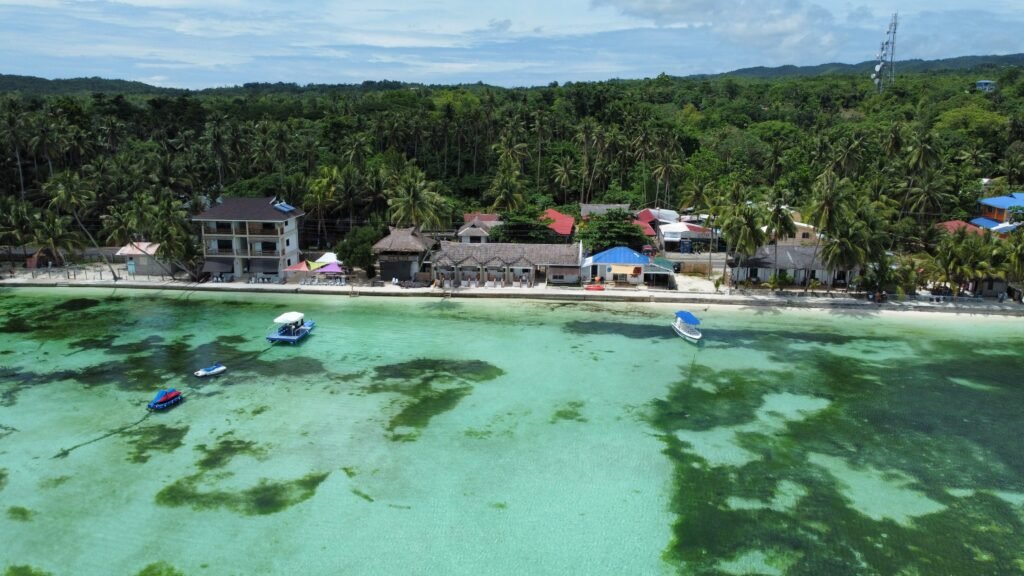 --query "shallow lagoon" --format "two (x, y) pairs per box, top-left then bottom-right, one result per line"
(1, 288), (1022, 575)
